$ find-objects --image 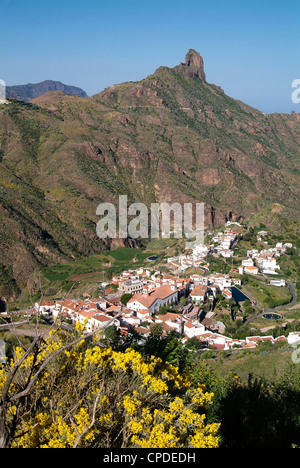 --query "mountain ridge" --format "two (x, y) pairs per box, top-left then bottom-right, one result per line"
(6, 80), (88, 102)
(0, 50), (299, 300)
